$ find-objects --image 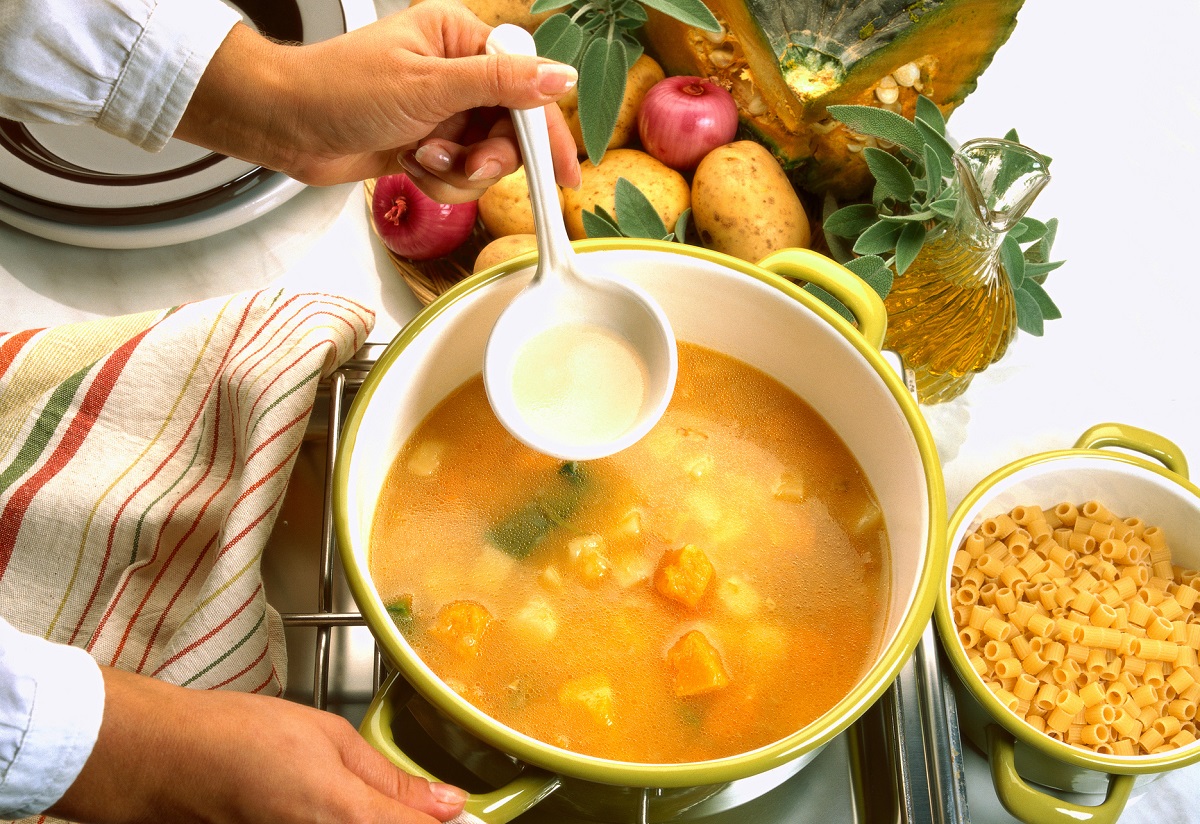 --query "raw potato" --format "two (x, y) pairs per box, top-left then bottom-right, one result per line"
(411, 0), (551, 30)
(474, 233), (538, 273)
(691, 141), (811, 263)
(559, 55), (665, 157)
(562, 149), (690, 241)
(479, 167), (561, 238)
